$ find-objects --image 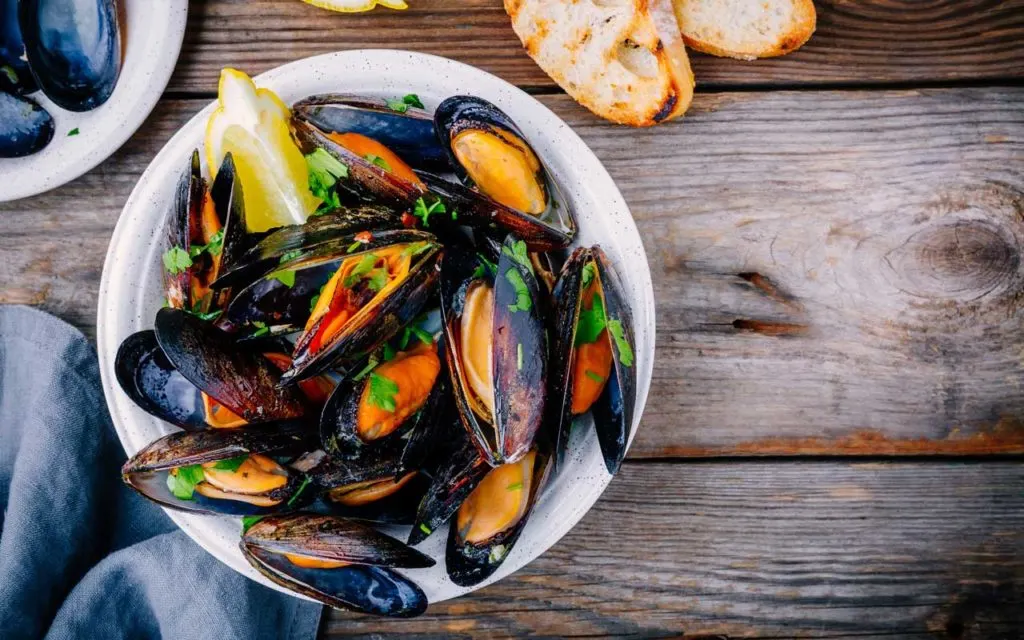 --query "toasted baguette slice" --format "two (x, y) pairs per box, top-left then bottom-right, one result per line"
(673, 0), (816, 60)
(505, 0), (695, 127)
